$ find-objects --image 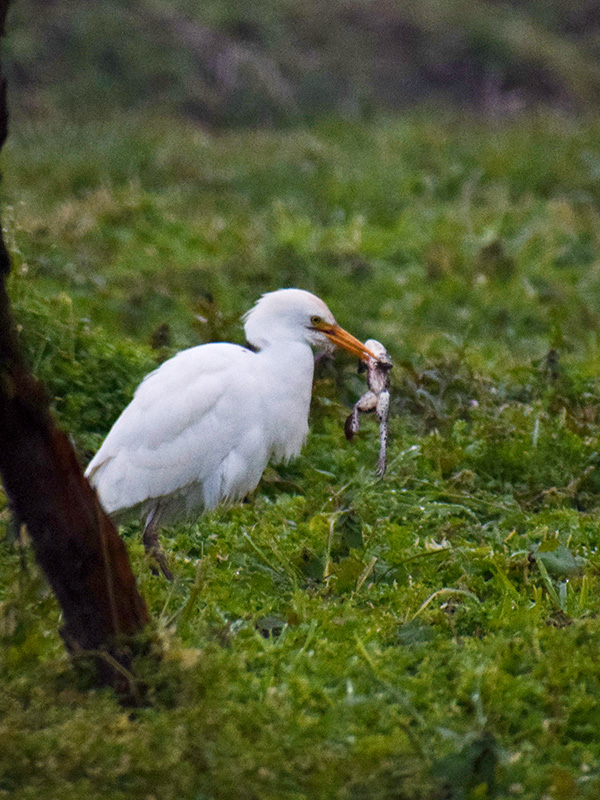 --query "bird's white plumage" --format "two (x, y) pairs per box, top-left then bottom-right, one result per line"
(85, 289), (357, 528)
